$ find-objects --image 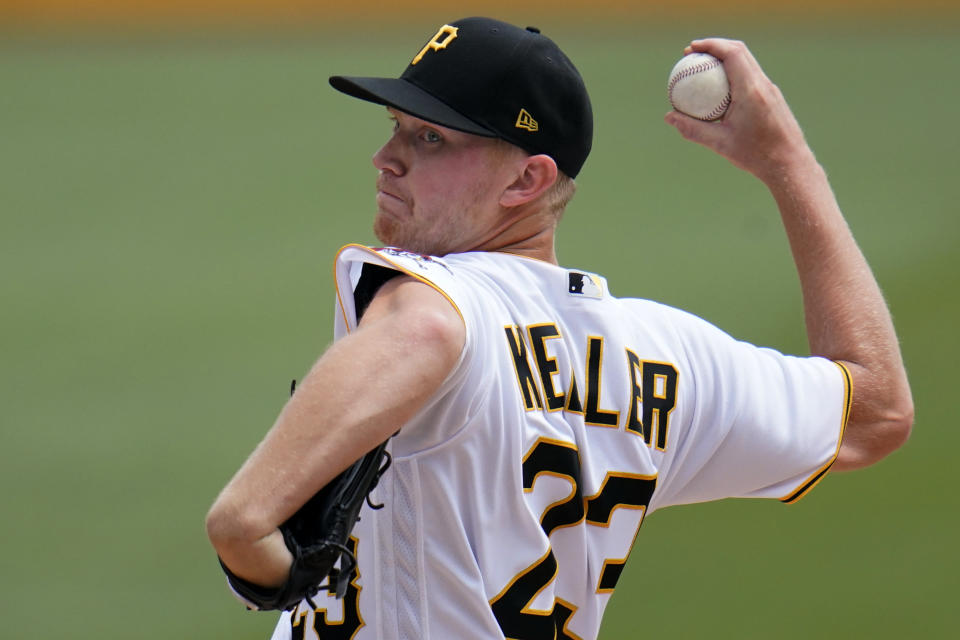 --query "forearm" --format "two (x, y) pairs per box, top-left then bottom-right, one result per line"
(765, 152), (913, 467)
(766, 153), (891, 361)
(207, 516), (292, 588)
